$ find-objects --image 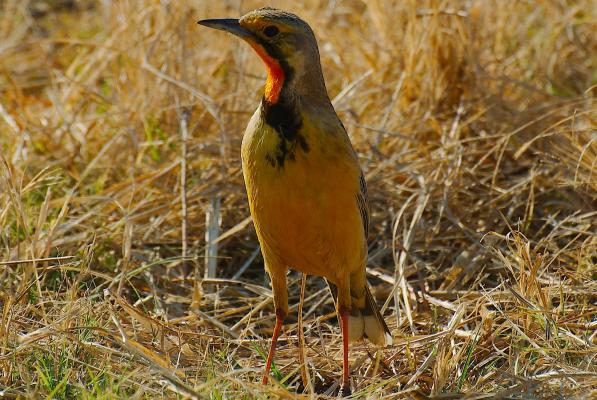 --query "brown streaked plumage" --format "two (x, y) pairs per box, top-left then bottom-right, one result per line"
(198, 7), (392, 395)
